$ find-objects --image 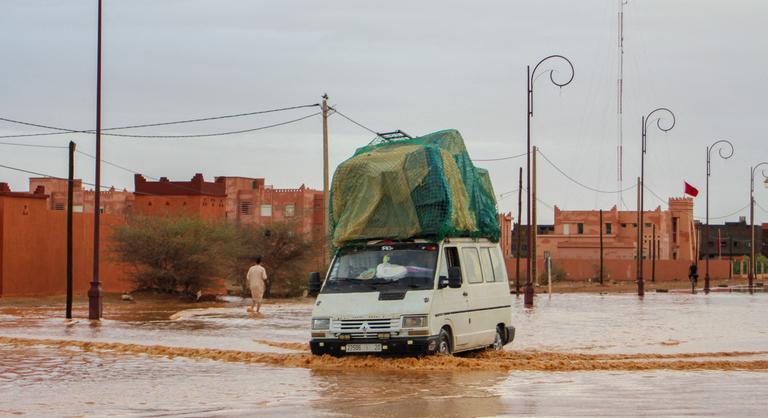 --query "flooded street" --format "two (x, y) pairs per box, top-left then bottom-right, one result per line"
(2, 293), (767, 416)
